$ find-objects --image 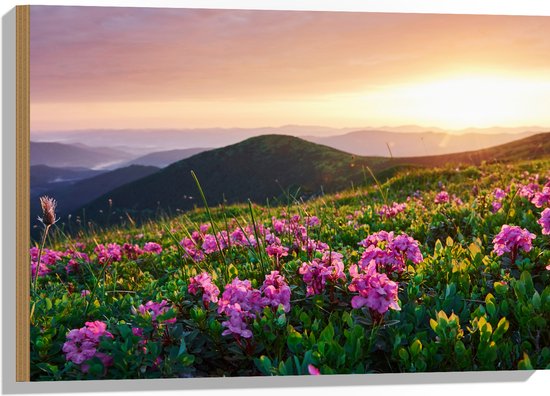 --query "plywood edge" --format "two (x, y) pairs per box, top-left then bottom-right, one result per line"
(16, 4), (30, 383)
